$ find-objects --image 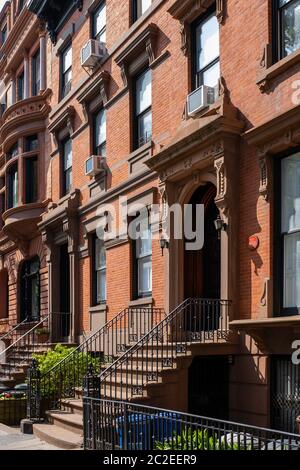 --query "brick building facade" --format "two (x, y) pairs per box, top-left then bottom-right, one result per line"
(0, 0), (300, 436)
